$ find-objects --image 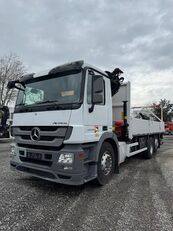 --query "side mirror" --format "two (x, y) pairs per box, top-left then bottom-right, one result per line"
(92, 75), (104, 104)
(89, 75), (104, 113)
(7, 80), (16, 89)
(7, 80), (25, 91)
